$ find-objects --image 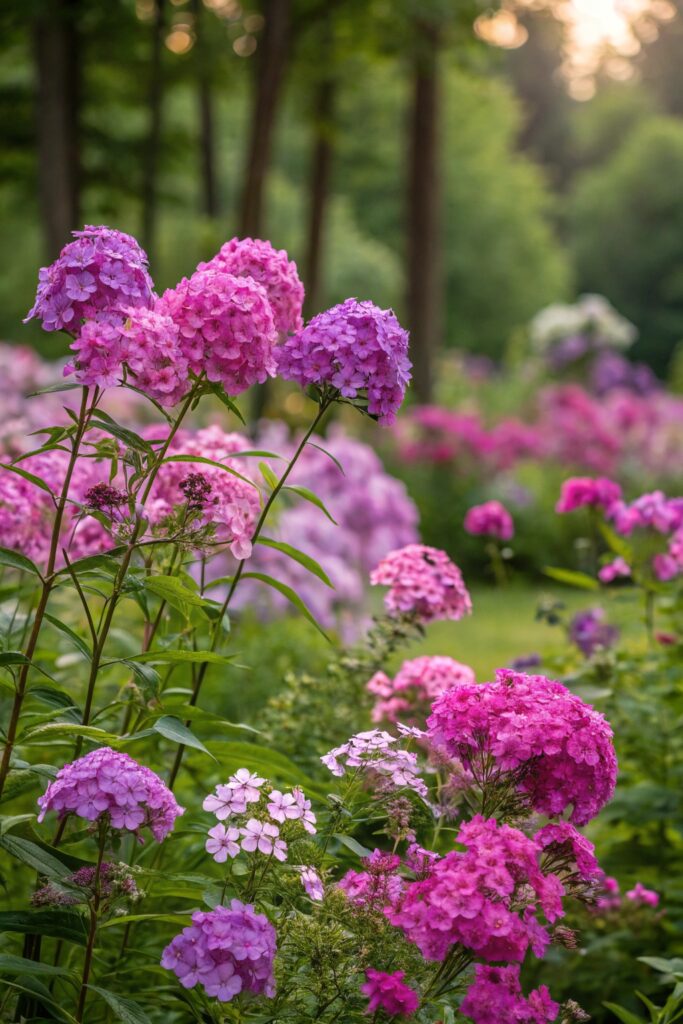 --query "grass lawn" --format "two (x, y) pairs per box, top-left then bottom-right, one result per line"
(403, 582), (646, 680)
